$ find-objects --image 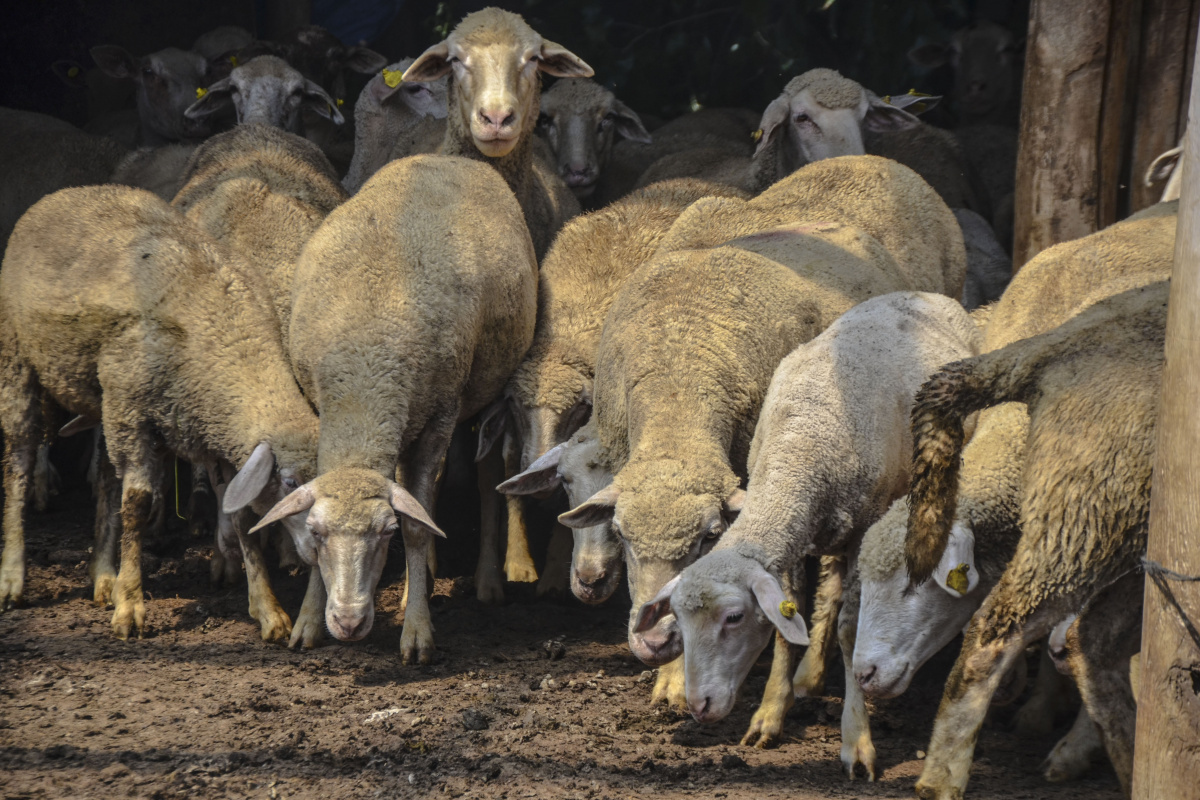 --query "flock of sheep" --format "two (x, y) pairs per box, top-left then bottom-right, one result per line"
(0, 8), (1184, 800)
